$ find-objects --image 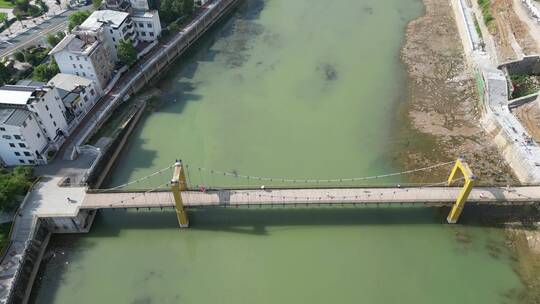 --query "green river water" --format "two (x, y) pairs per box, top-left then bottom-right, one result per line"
(30, 0), (532, 303)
